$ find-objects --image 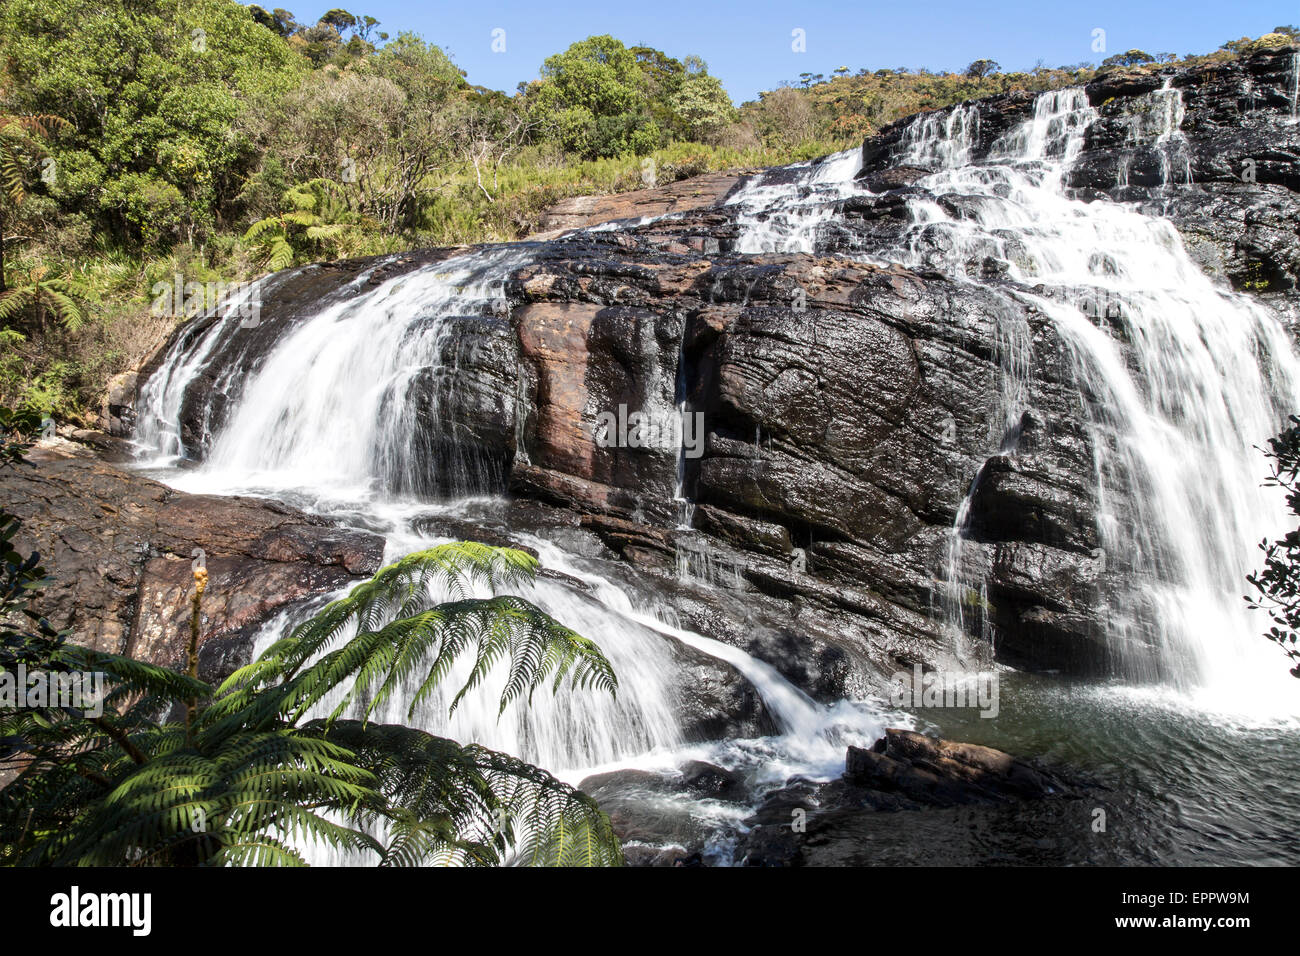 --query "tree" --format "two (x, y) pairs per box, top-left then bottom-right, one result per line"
(668, 72), (737, 141)
(256, 37), (467, 234)
(0, 0), (306, 248)
(1247, 416), (1300, 679)
(319, 9), (359, 35)
(0, 113), (68, 293)
(750, 86), (818, 147)
(1101, 49), (1157, 68)
(0, 265), (86, 332)
(1, 541), (624, 865)
(530, 35), (656, 158)
(966, 59), (1001, 79)
(448, 101), (540, 203)
(248, 5), (298, 36)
